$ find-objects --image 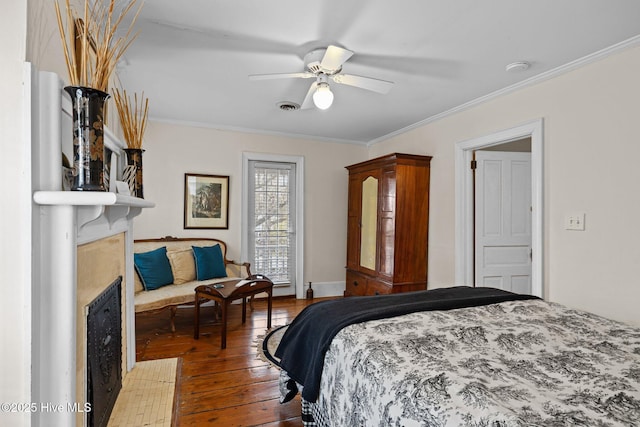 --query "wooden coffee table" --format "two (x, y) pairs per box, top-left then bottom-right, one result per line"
(194, 275), (273, 349)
